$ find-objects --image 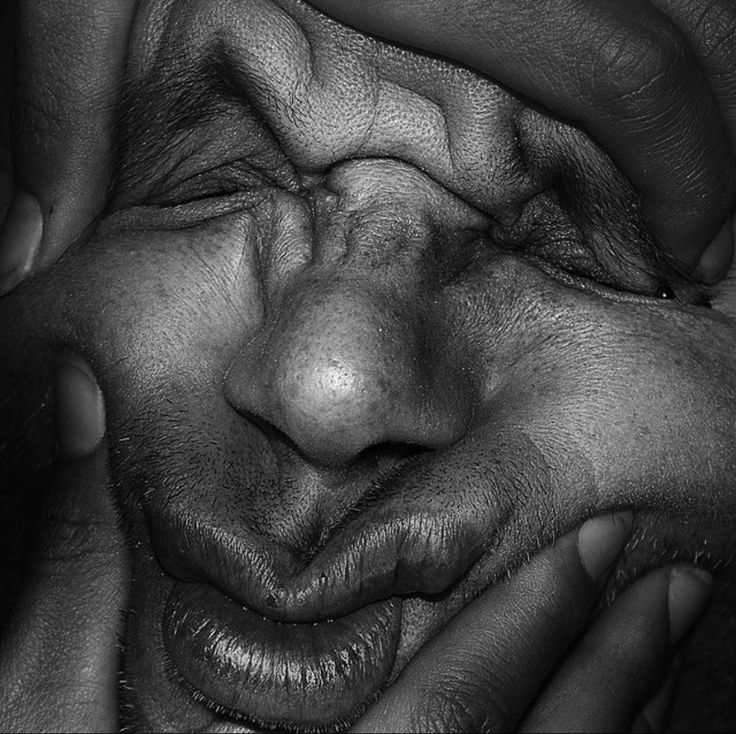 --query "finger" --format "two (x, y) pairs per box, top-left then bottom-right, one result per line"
(0, 1), (138, 294)
(0, 354), (126, 733)
(350, 513), (632, 733)
(648, 0), (736, 143)
(630, 664), (679, 733)
(695, 217), (735, 284)
(520, 566), (712, 732)
(308, 0), (736, 271)
(647, 0), (736, 282)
